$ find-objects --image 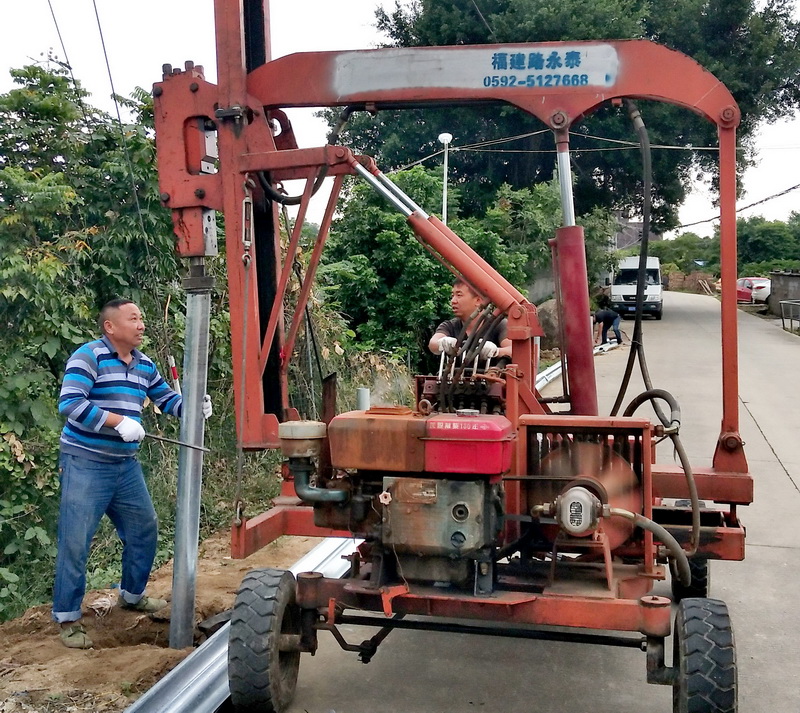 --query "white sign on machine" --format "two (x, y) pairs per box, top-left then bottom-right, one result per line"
(333, 44), (620, 94)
